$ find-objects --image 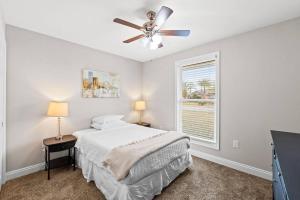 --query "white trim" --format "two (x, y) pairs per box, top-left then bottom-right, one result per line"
(0, 10), (6, 185)
(190, 138), (220, 150)
(4, 151), (272, 182)
(5, 163), (45, 181)
(175, 52), (220, 150)
(175, 53), (219, 67)
(190, 149), (272, 180)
